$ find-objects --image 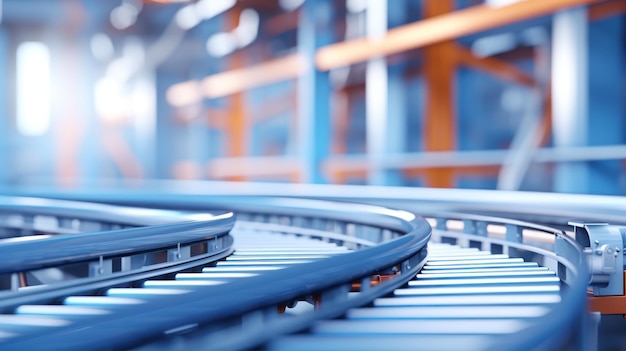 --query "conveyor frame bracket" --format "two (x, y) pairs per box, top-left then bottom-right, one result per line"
(569, 221), (624, 296)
